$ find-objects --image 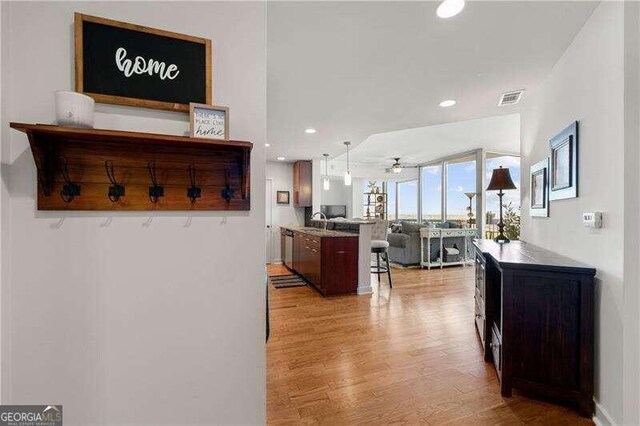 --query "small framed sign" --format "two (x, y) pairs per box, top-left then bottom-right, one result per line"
(189, 103), (229, 140)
